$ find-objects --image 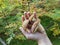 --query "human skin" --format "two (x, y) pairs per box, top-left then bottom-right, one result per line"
(19, 12), (52, 45)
